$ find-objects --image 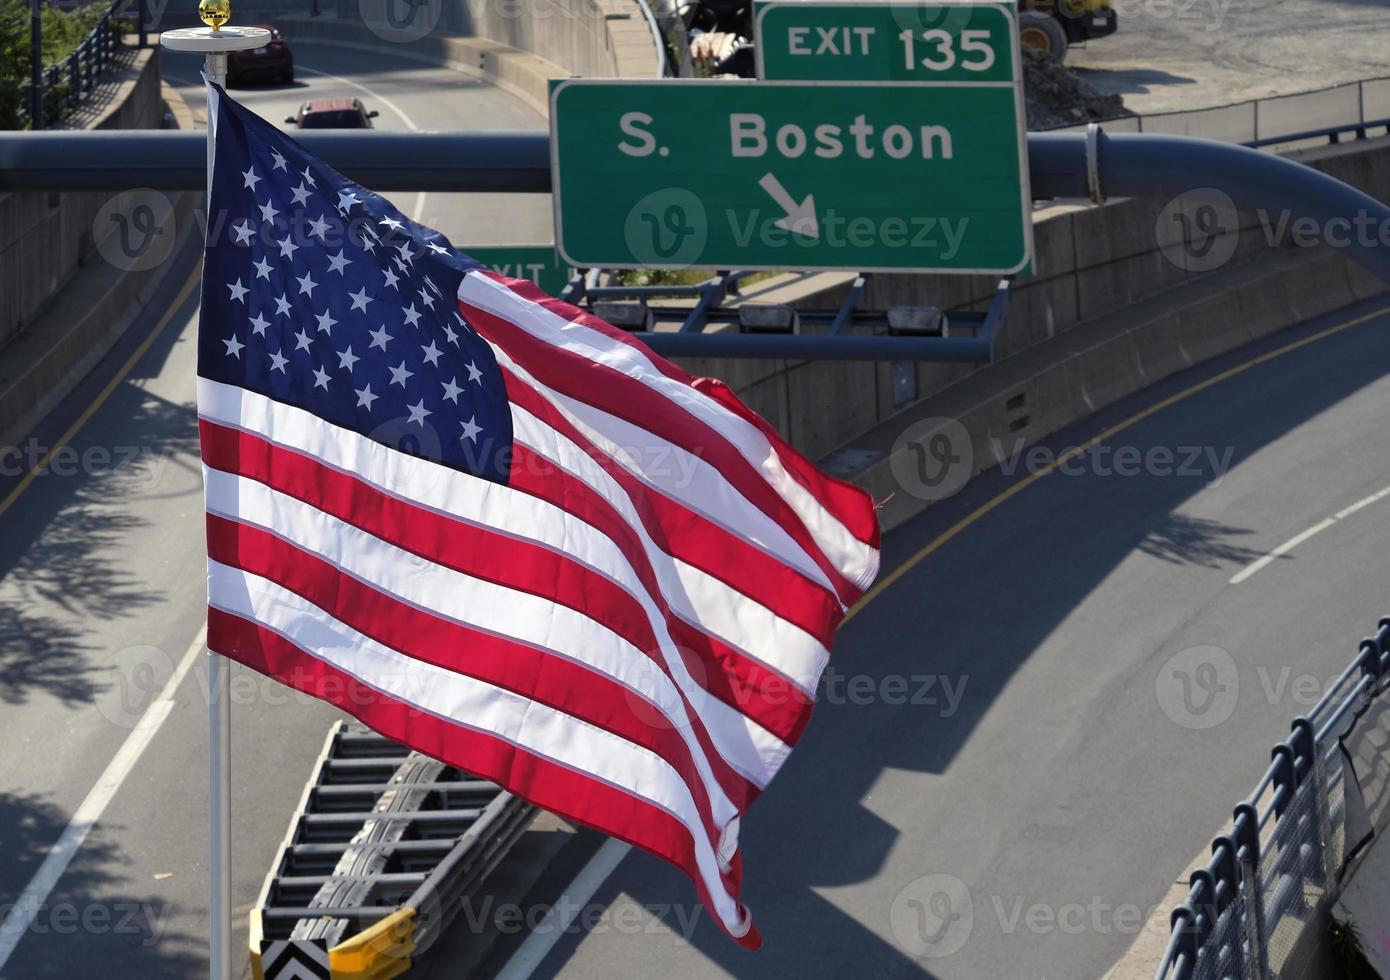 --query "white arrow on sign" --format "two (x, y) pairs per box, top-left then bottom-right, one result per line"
(758, 172), (820, 240)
